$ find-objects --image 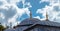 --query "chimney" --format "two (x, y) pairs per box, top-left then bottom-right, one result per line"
(30, 11), (32, 20)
